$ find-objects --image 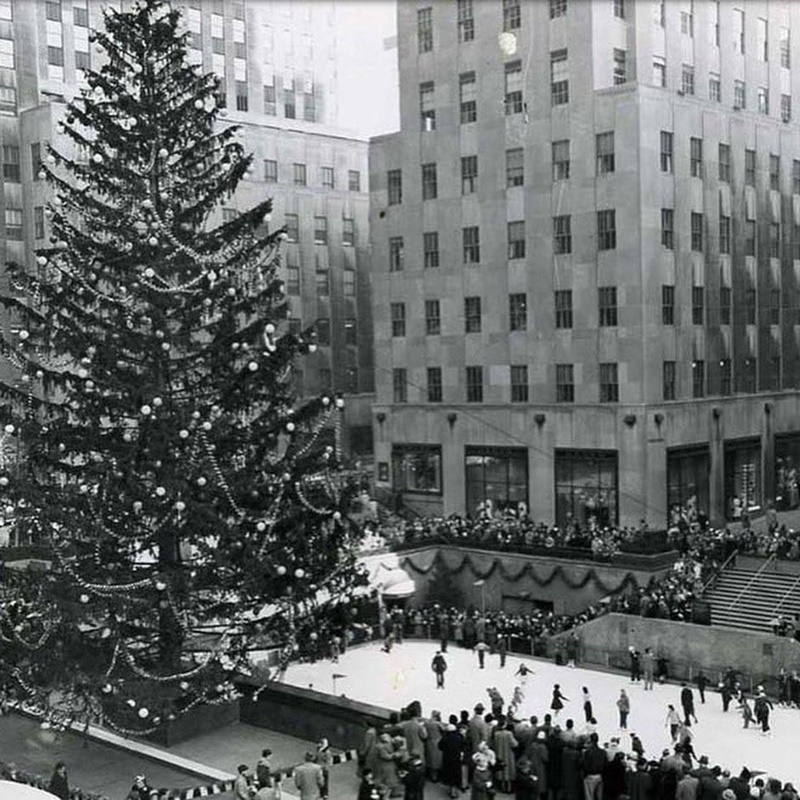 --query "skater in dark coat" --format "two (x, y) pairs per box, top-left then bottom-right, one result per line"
(550, 685), (568, 717)
(432, 652), (447, 689)
(754, 690), (774, 733)
(680, 684), (698, 724)
(439, 724), (466, 798)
